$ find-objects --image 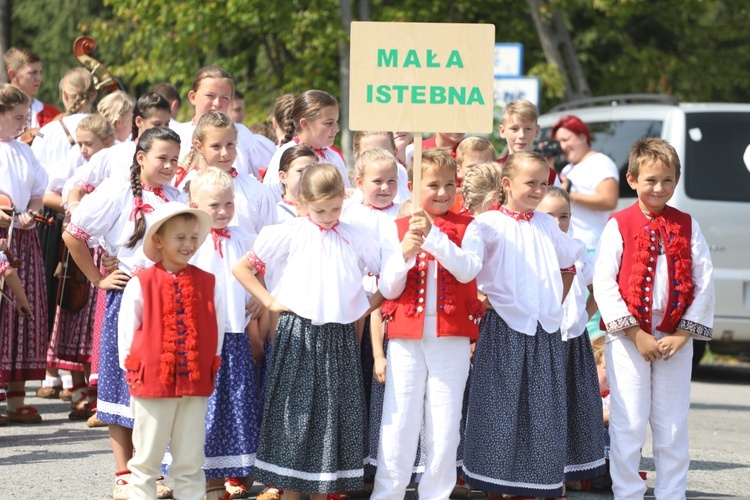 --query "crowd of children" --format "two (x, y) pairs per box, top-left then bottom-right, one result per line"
(0, 45), (715, 500)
